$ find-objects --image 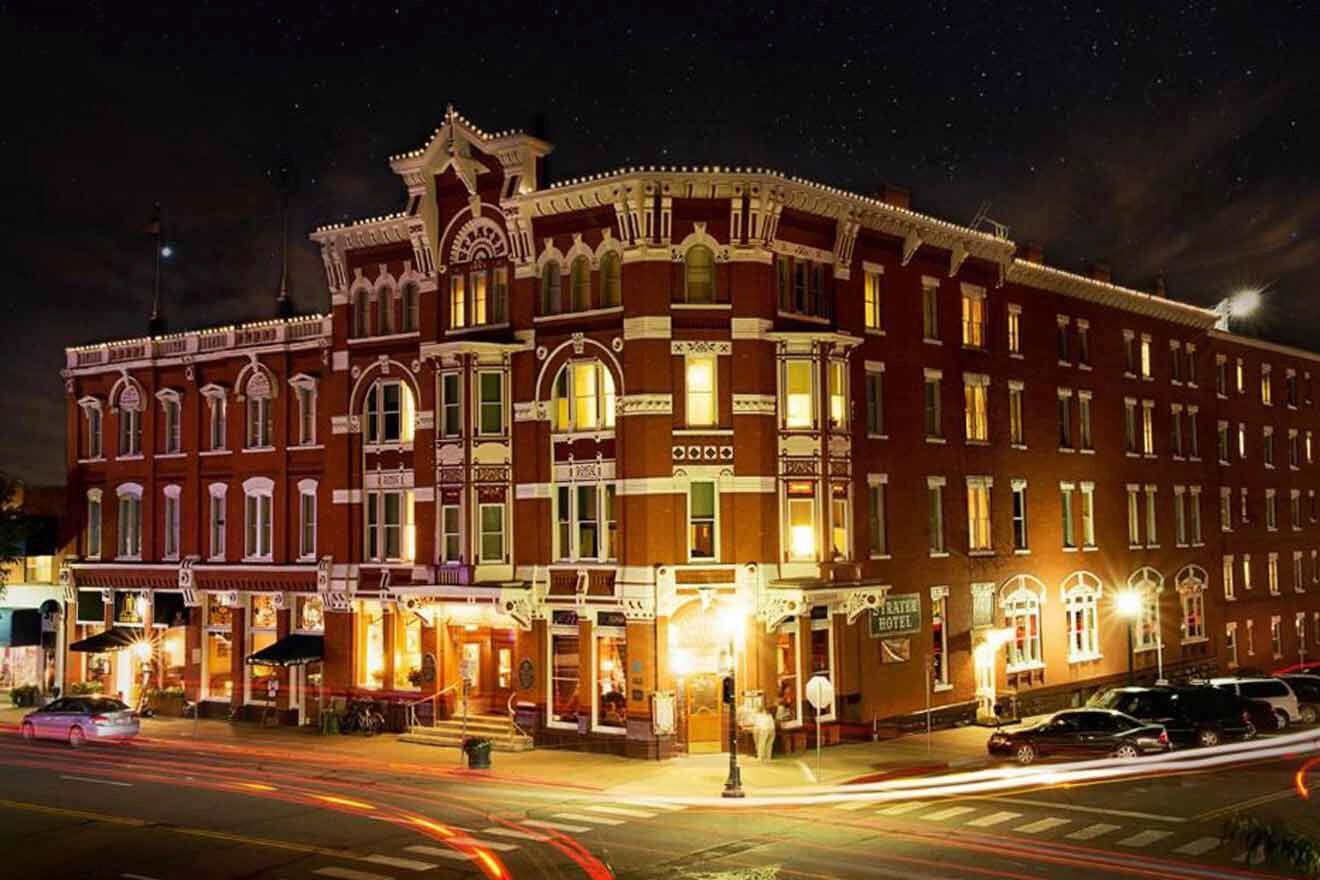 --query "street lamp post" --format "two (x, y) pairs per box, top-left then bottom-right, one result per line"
(722, 638), (744, 799)
(1116, 590), (1142, 686)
